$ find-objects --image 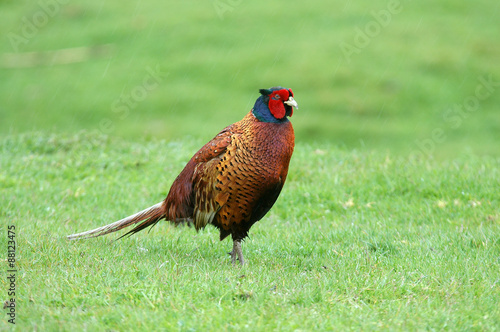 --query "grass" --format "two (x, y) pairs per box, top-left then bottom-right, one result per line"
(1, 0), (500, 330)
(1, 0), (500, 156)
(0, 132), (499, 330)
